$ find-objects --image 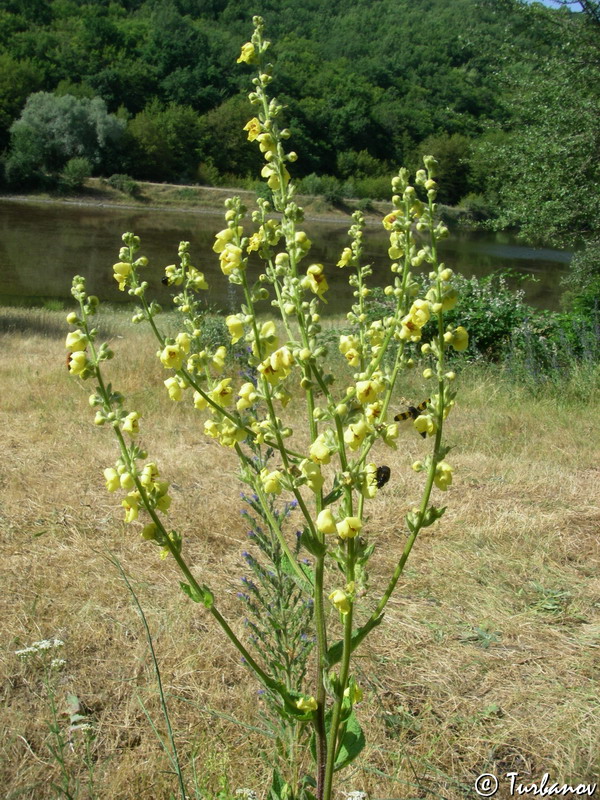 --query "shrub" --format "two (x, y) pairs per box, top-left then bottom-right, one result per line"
(59, 157), (91, 191)
(106, 173), (140, 197)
